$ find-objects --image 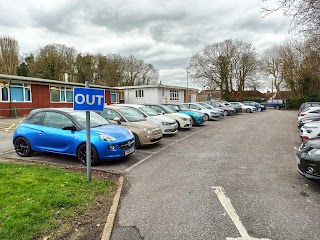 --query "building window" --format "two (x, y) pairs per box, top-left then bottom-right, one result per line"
(135, 90), (144, 98)
(110, 91), (118, 103)
(162, 90), (165, 97)
(10, 82), (31, 102)
(0, 82), (9, 102)
(50, 86), (73, 102)
(170, 90), (179, 101)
